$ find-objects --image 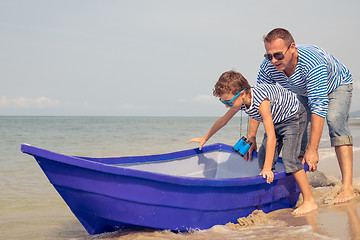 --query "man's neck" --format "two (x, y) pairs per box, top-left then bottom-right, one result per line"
(284, 49), (299, 77)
